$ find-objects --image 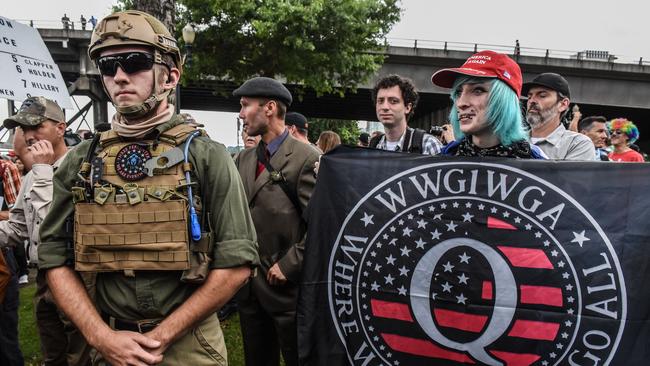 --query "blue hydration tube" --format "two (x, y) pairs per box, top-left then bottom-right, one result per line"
(184, 131), (202, 241)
